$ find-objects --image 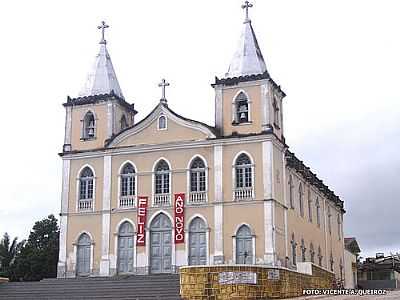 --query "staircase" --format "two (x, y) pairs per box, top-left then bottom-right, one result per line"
(0, 274), (181, 300)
